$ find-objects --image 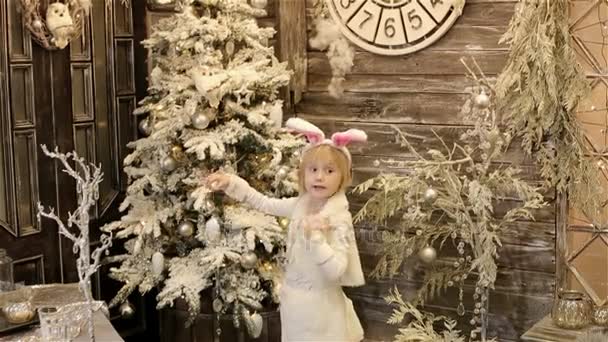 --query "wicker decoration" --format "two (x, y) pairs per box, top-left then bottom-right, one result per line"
(18, 0), (90, 50)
